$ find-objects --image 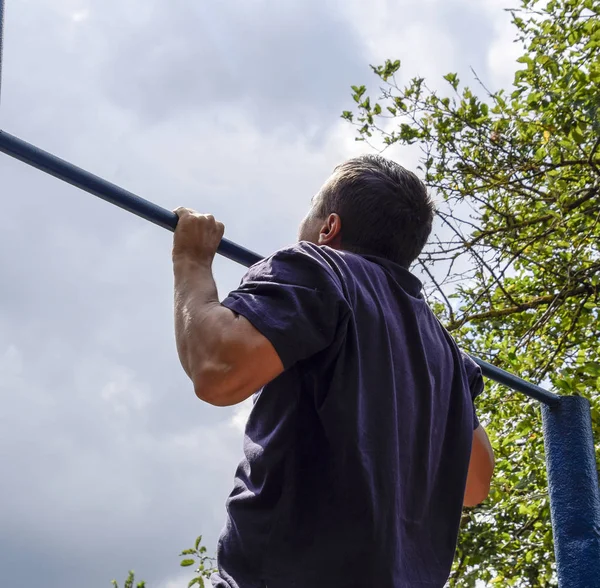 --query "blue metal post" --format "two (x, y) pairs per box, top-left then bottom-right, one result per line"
(542, 396), (600, 587)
